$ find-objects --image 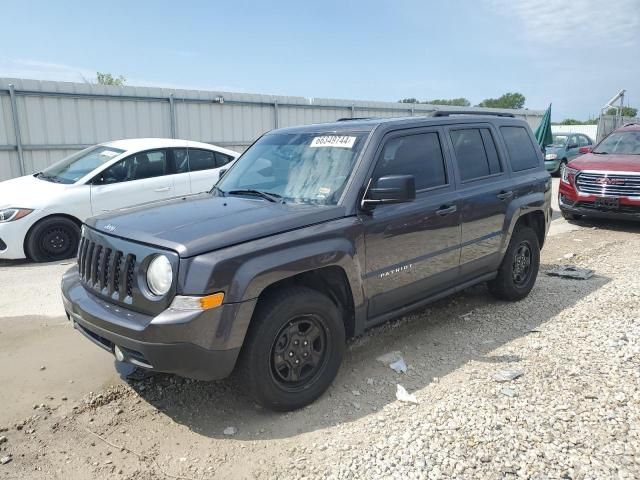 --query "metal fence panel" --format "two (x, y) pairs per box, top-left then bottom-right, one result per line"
(0, 77), (544, 182)
(597, 115), (639, 142)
